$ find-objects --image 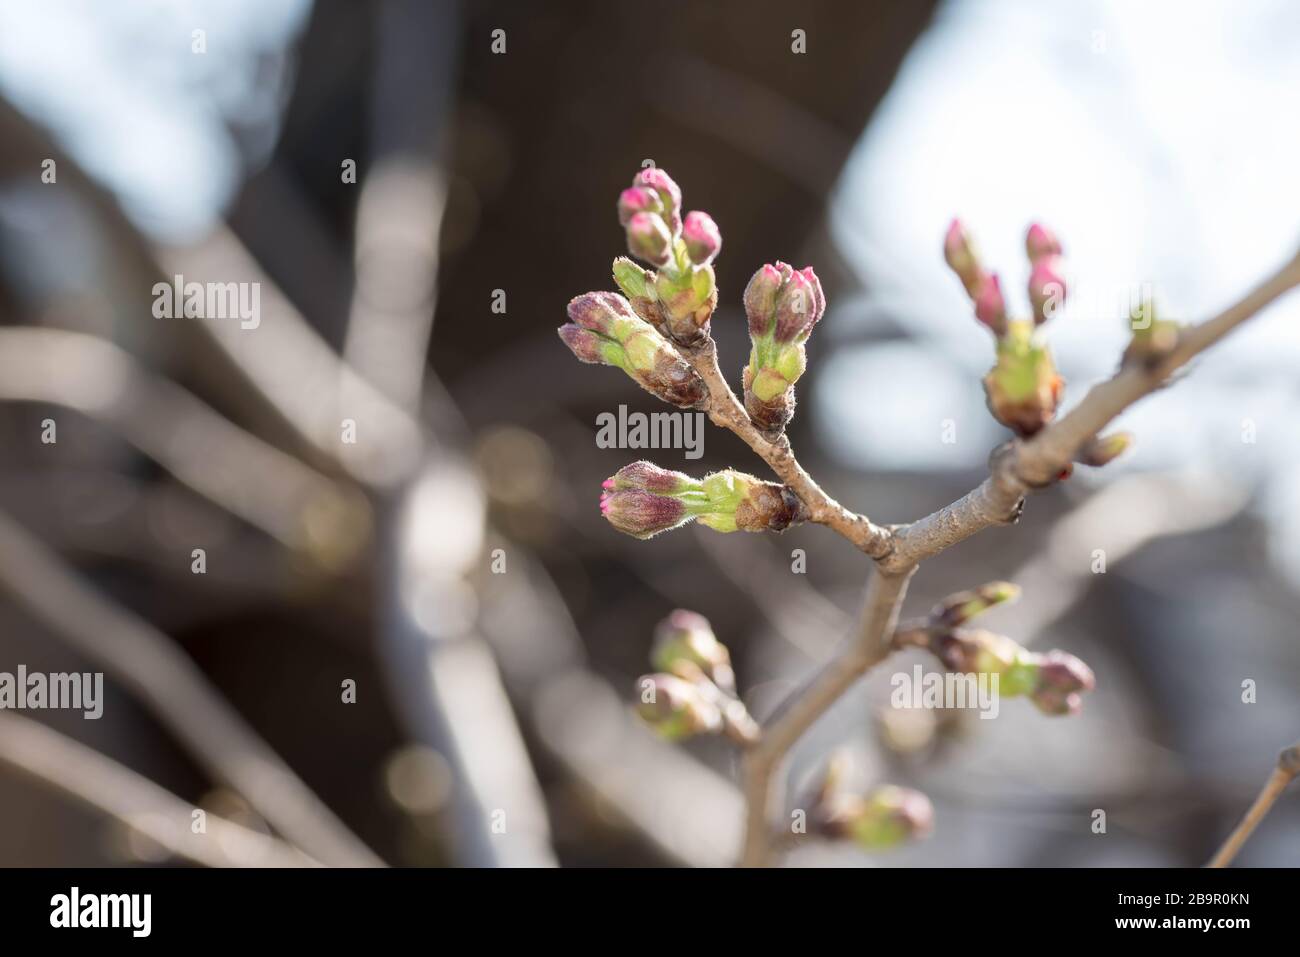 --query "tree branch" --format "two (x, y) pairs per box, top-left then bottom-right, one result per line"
(682, 338), (893, 557)
(718, 246), (1300, 866)
(1207, 741), (1300, 868)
